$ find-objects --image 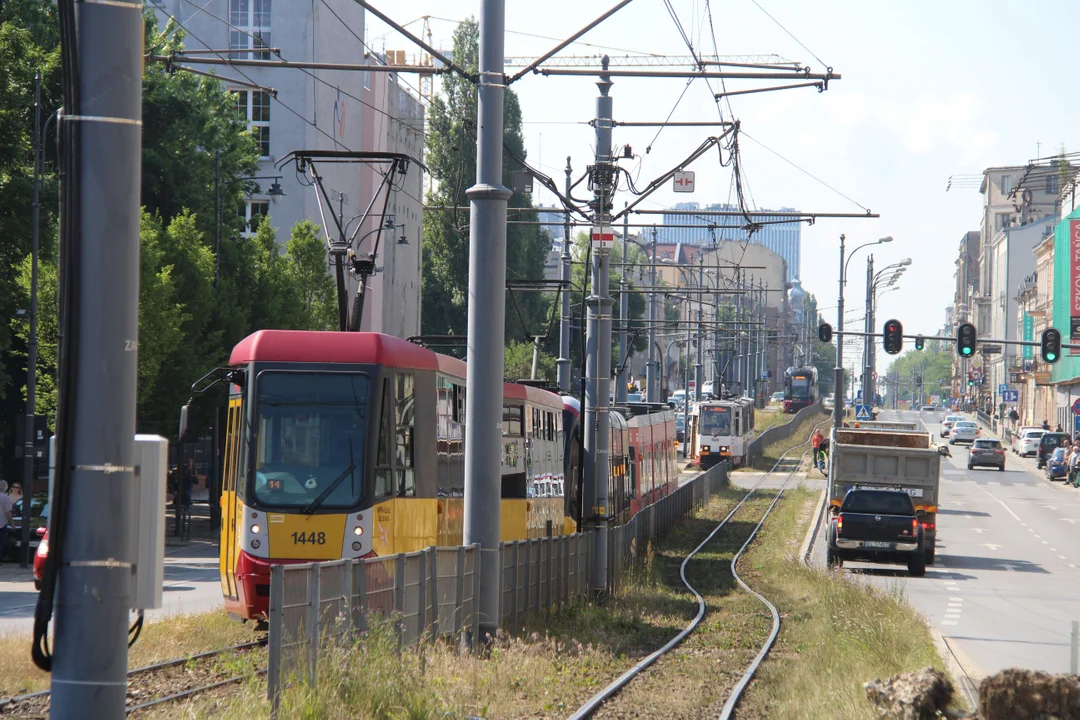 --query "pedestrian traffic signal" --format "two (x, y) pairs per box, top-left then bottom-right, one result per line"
(1041, 327), (1061, 364)
(915, 335), (924, 351)
(916, 375), (923, 385)
(883, 319), (903, 354)
(818, 322), (833, 343)
(956, 323), (976, 357)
